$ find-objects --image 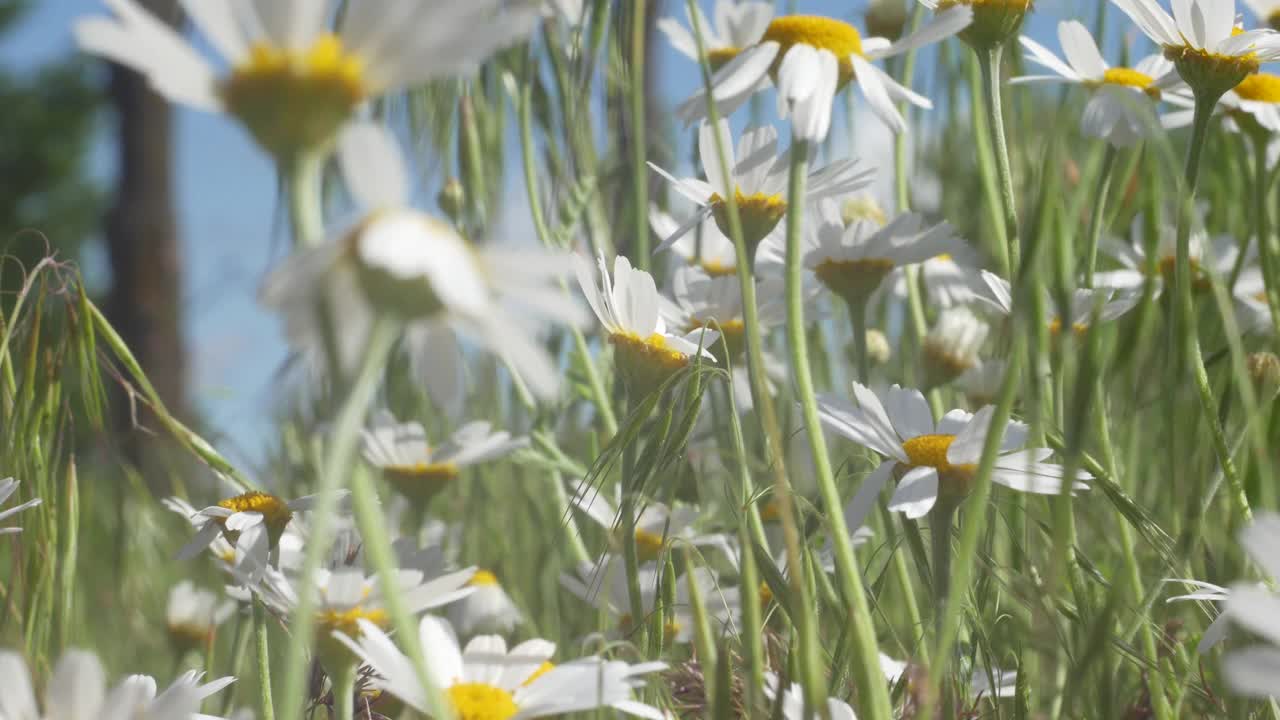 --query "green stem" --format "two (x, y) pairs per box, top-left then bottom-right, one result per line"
(620, 395), (651, 651)
(277, 319), (399, 720)
(288, 151), (325, 248)
(1083, 146), (1118, 289)
(331, 662), (355, 720)
(978, 45), (1020, 277)
(629, 0), (650, 268)
(1251, 132), (1280, 339)
(252, 596), (275, 720)
(1177, 95), (1252, 526)
(848, 300), (870, 384)
(785, 140), (893, 719)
